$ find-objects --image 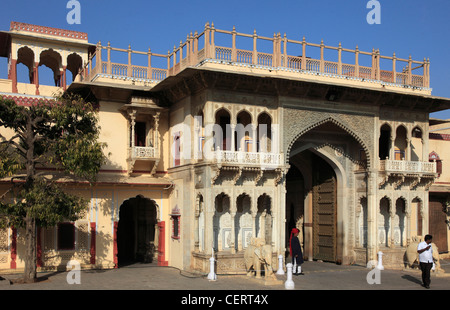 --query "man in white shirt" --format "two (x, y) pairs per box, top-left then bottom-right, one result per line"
(417, 235), (433, 289)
